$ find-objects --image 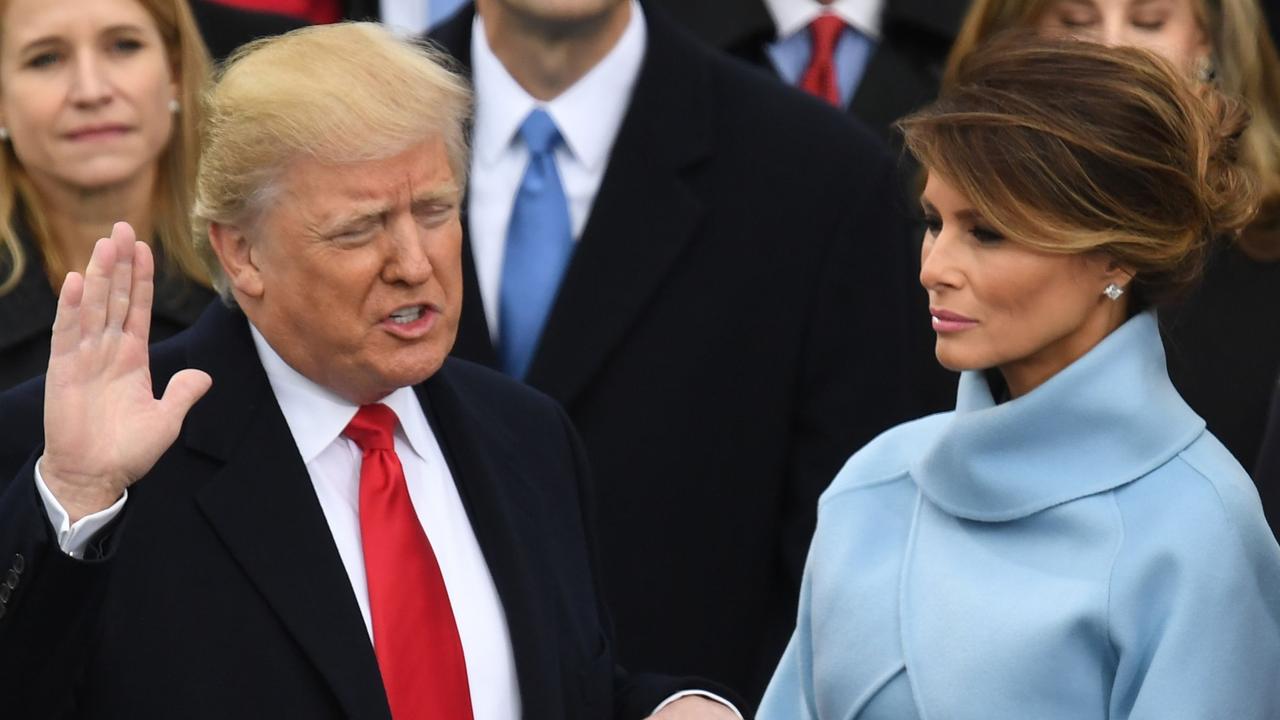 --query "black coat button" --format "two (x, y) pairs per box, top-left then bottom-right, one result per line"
(12, 554), (23, 574)
(3, 570), (16, 589)
(0, 585), (9, 603)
